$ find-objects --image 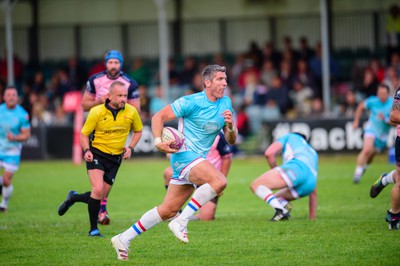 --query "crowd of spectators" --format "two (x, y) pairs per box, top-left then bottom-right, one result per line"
(0, 35), (400, 141)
